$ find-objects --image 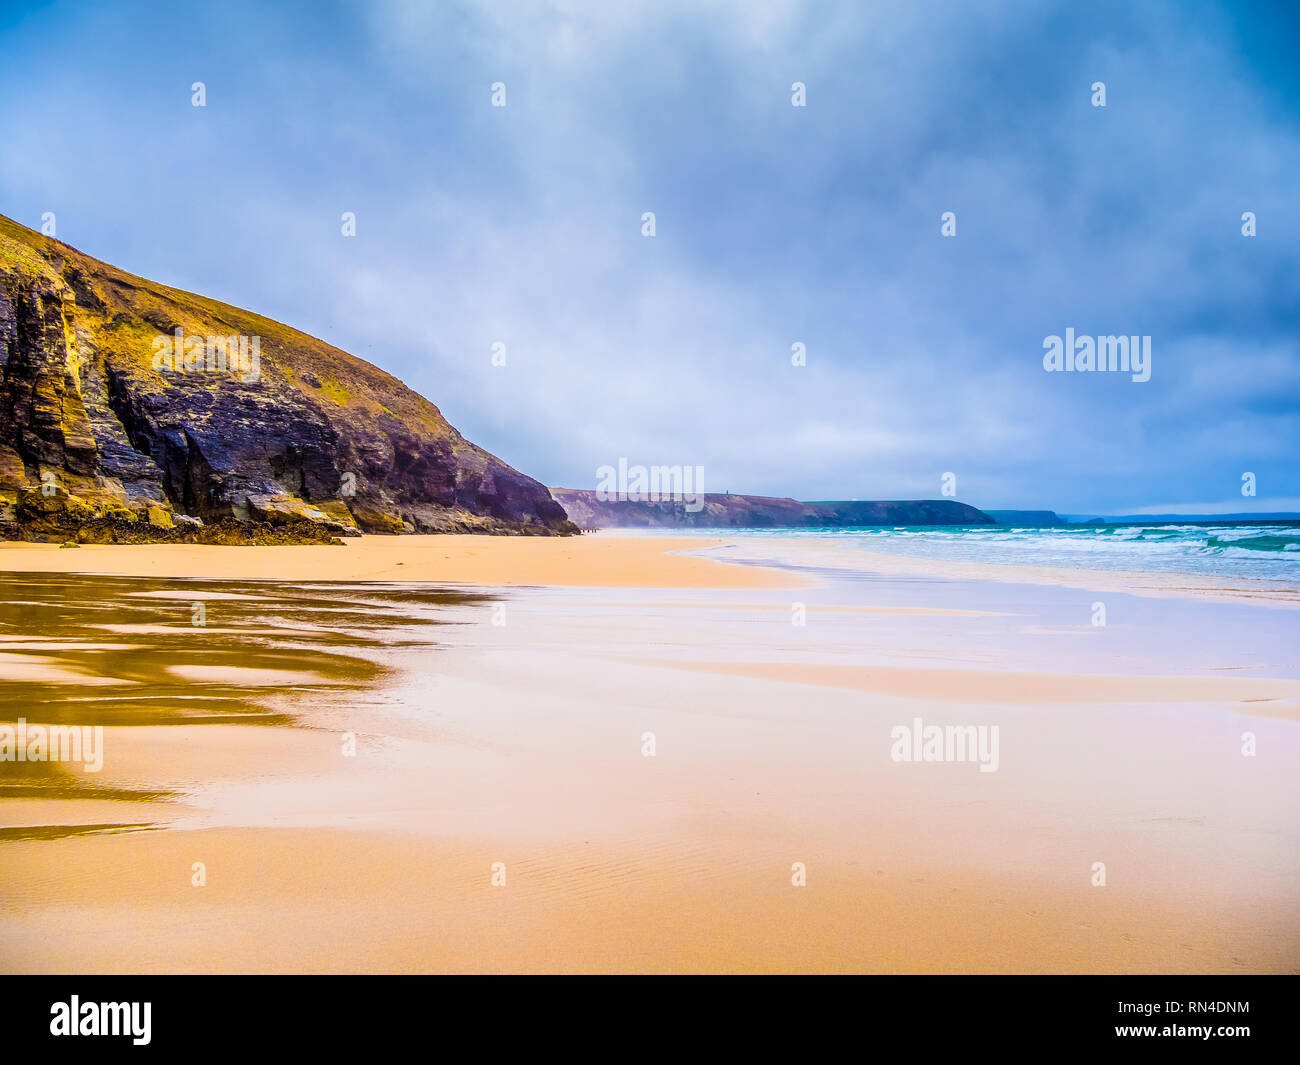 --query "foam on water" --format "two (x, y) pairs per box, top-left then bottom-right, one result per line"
(633, 522), (1300, 582)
